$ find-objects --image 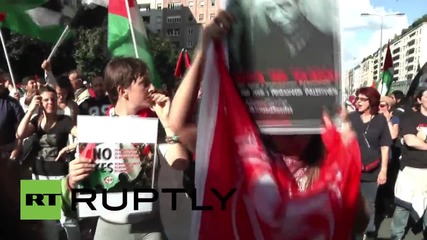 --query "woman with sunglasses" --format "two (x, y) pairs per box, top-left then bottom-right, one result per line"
(349, 87), (393, 240)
